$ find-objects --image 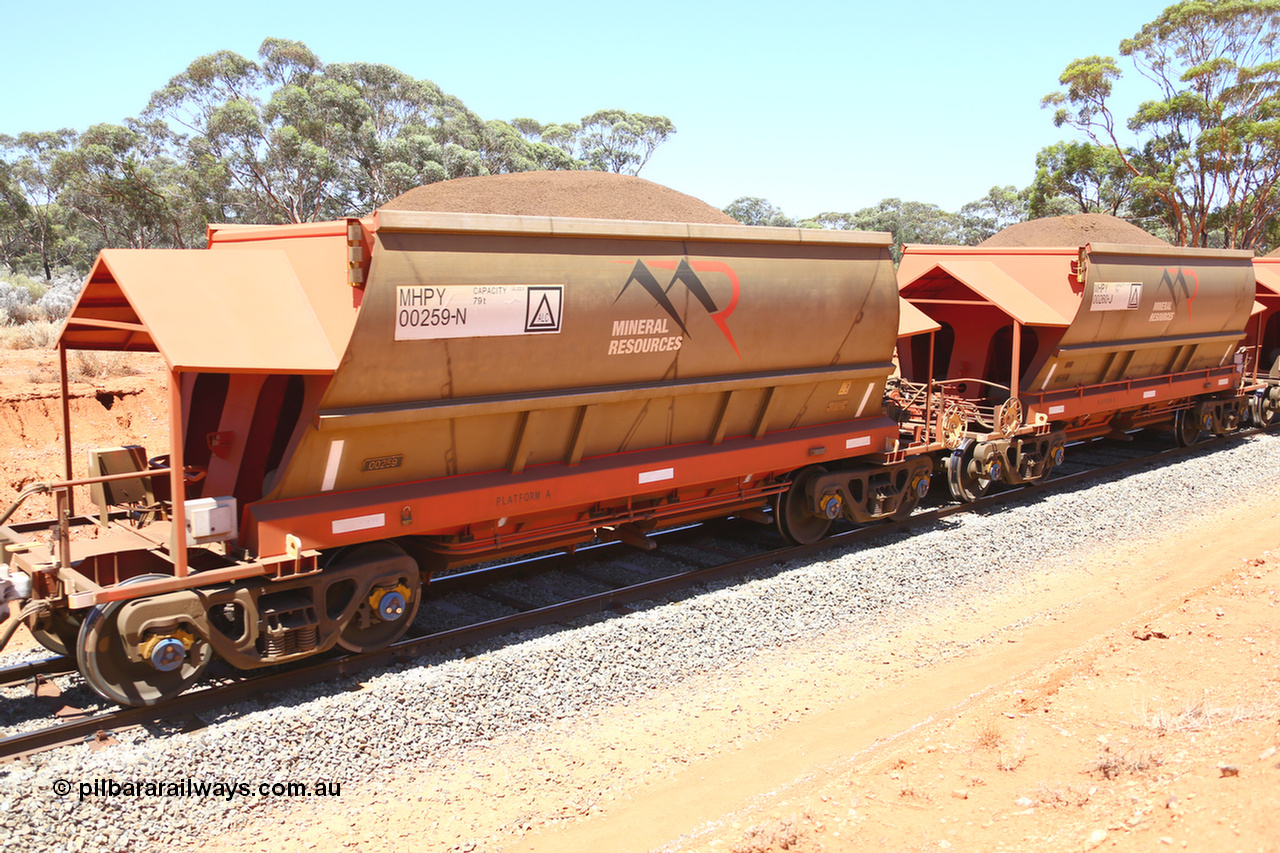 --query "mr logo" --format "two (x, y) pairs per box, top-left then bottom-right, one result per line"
(1157, 267), (1199, 318)
(615, 259), (741, 356)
